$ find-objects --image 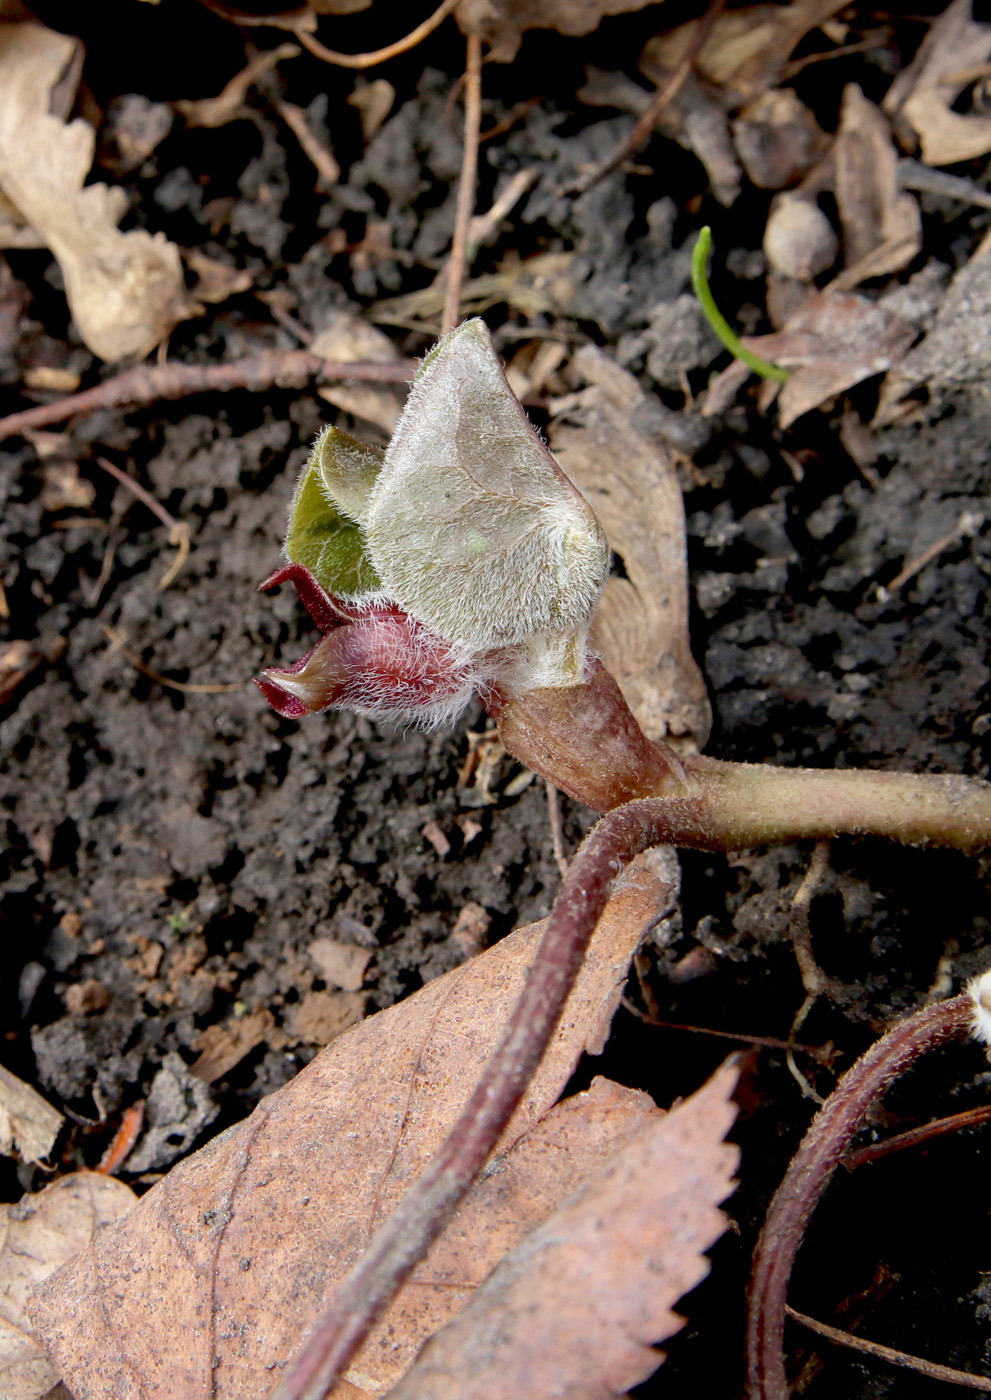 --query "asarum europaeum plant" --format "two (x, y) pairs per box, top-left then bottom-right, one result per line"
(258, 317), (991, 853)
(255, 318), (609, 730)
